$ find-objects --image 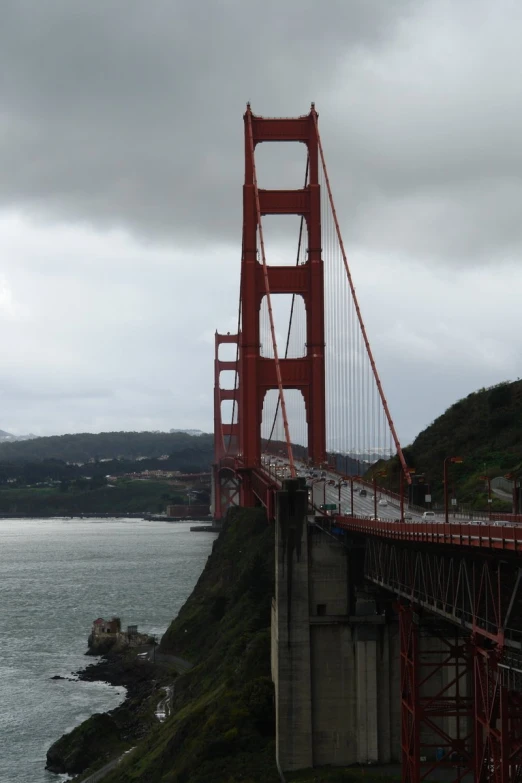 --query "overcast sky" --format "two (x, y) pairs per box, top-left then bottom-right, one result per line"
(1, 0), (521, 445)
